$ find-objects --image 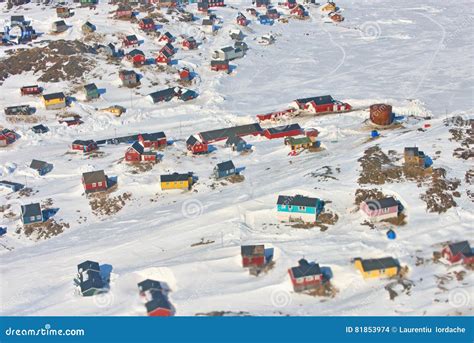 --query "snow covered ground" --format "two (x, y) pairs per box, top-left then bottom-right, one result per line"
(0, 0), (473, 316)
